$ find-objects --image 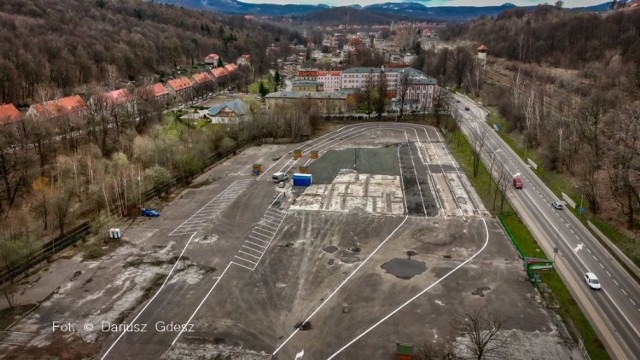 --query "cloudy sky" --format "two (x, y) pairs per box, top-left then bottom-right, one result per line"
(240, 0), (604, 7)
